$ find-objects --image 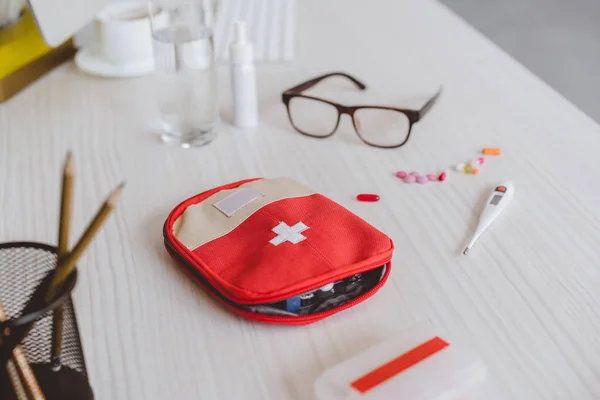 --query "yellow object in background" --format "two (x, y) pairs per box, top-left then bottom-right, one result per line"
(0, 8), (75, 102)
(0, 9), (49, 76)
